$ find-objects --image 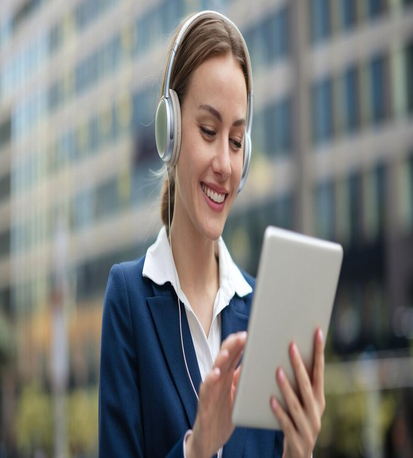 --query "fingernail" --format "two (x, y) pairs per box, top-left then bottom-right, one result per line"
(290, 343), (297, 358)
(241, 331), (247, 339)
(271, 397), (278, 412)
(214, 367), (220, 377)
(277, 368), (285, 383)
(317, 329), (324, 344)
